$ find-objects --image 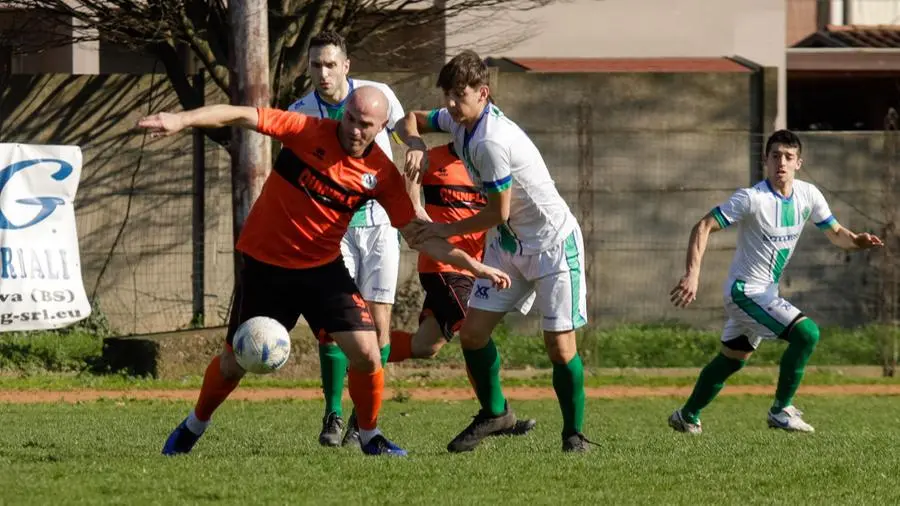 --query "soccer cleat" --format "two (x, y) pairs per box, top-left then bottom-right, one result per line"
(361, 434), (408, 456)
(767, 405), (815, 433)
(493, 418), (537, 437)
(668, 409), (703, 435)
(162, 419), (202, 456)
(341, 411), (361, 449)
(562, 432), (599, 453)
(318, 412), (345, 447)
(447, 406), (517, 453)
